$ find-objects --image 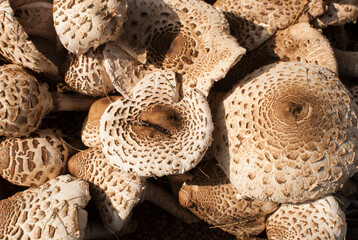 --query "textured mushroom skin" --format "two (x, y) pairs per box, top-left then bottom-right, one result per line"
(53, 0), (127, 54)
(65, 47), (116, 97)
(0, 64), (52, 137)
(0, 174), (90, 240)
(109, 0), (245, 96)
(213, 62), (358, 203)
(100, 71), (214, 177)
(0, 0), (58, 76)
(0, 129), (70, 187)
(179, 157), (279, 238)
(68, 147), (145, 233)
(266, 195), (347, 239)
